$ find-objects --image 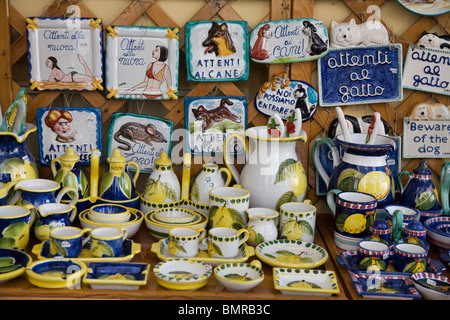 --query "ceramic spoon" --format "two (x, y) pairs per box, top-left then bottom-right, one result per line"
(335, 107), (352, 142)
(441, 161), (450, 216)
(366, 112), (381, 145)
